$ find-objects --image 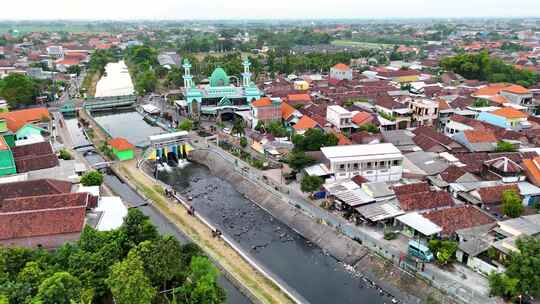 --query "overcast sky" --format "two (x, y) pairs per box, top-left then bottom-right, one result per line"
(1, 0), (540, 20)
